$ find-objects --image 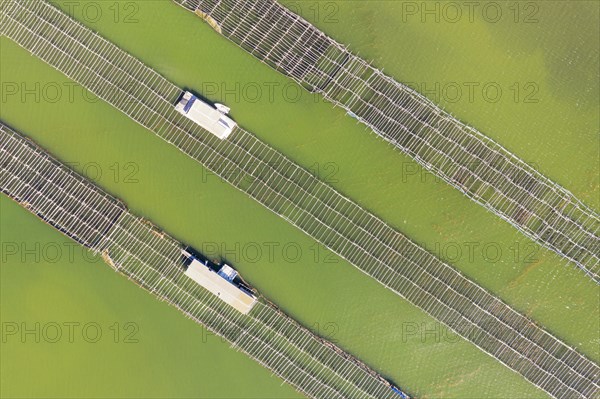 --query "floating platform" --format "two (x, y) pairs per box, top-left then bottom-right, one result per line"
(175, 91), (236, 139)
(182, 249), (257, 314)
